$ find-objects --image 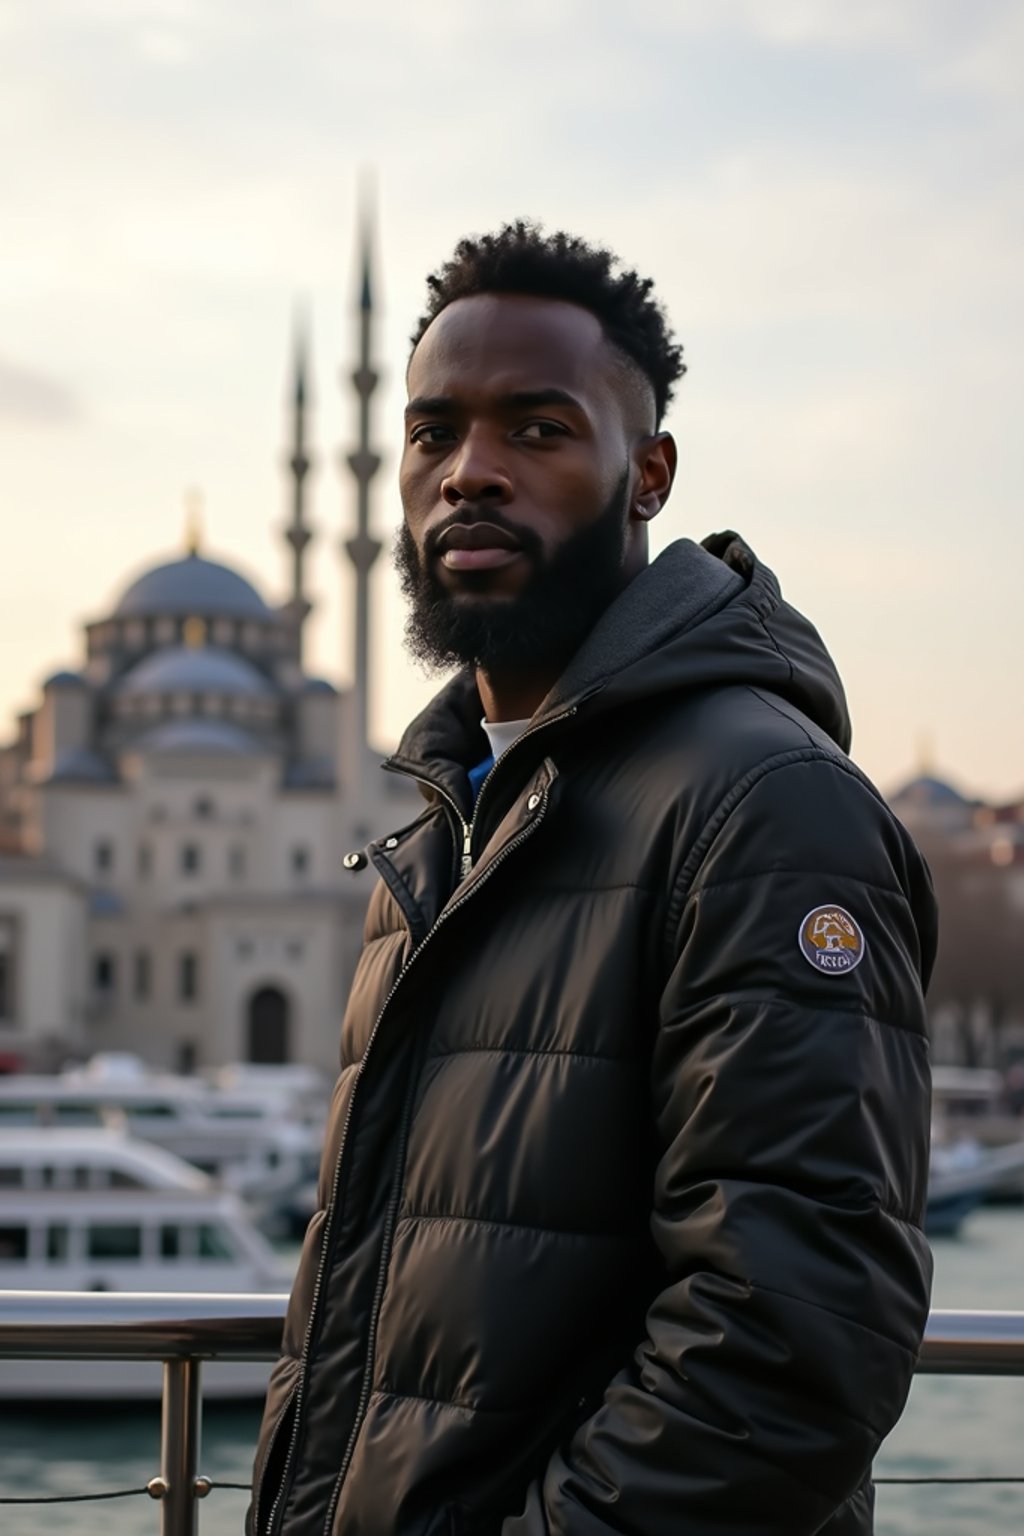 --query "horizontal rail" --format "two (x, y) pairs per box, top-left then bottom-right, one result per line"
(0, 1290), (286, 1361)
(0, 1293), (1023, 1374)
(919, 1307), (1024, 1376)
